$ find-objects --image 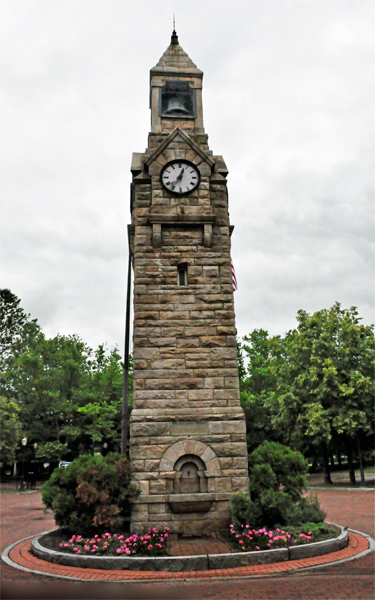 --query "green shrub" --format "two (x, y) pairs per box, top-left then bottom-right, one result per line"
(42, 453), (140, 536)
(286, 493), (327, 526)
(236, 441), (326, 529)
(249, 441), (308, 502)
(257, 489), (295, 526)
(230, 492), (262, 528)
